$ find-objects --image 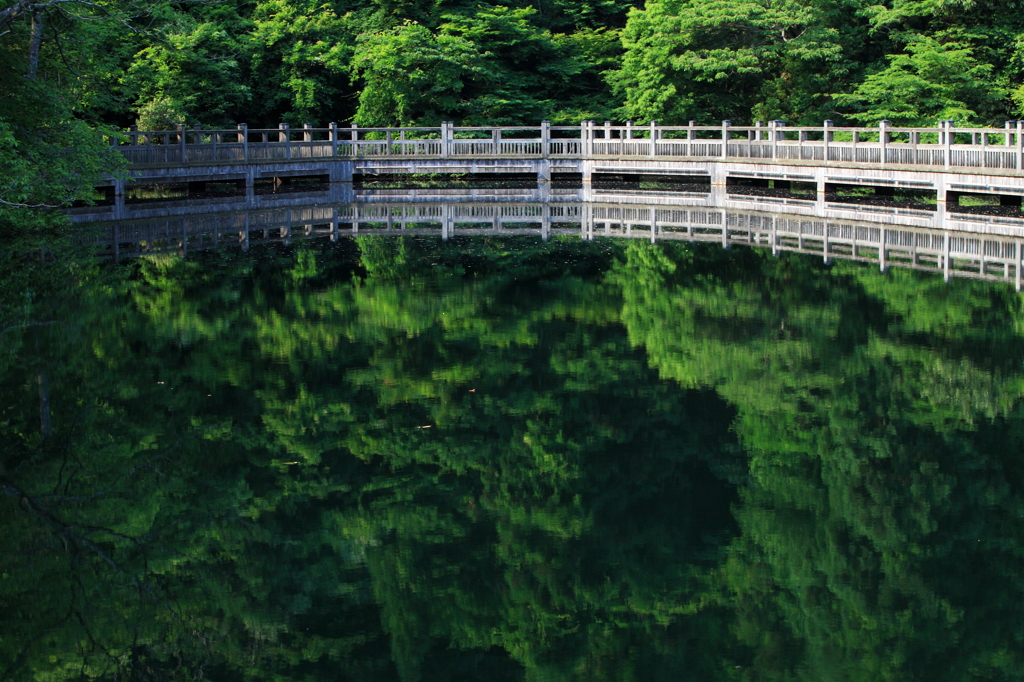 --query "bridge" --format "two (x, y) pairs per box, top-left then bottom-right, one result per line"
(80, 197), (1024, 291)
(87, 120), (1024, 224)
